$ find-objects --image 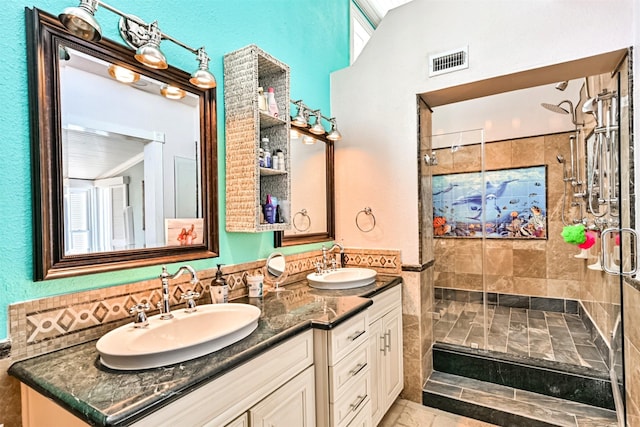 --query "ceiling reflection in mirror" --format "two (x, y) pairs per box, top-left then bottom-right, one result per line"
(59, 46), (201, 255)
